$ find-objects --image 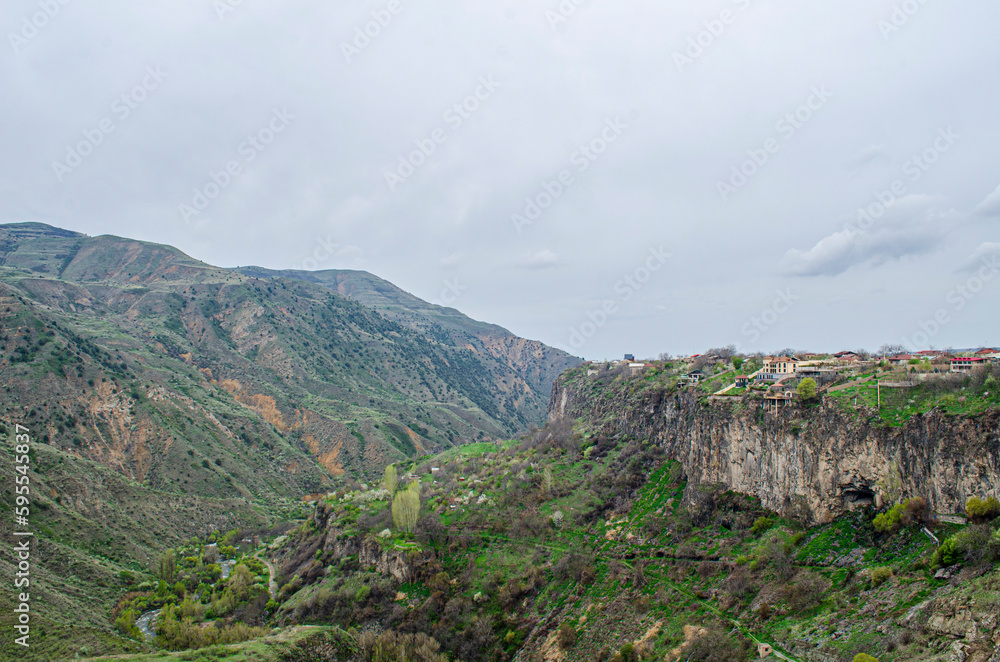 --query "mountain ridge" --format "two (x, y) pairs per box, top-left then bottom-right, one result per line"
(0, 220), (579, 658)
